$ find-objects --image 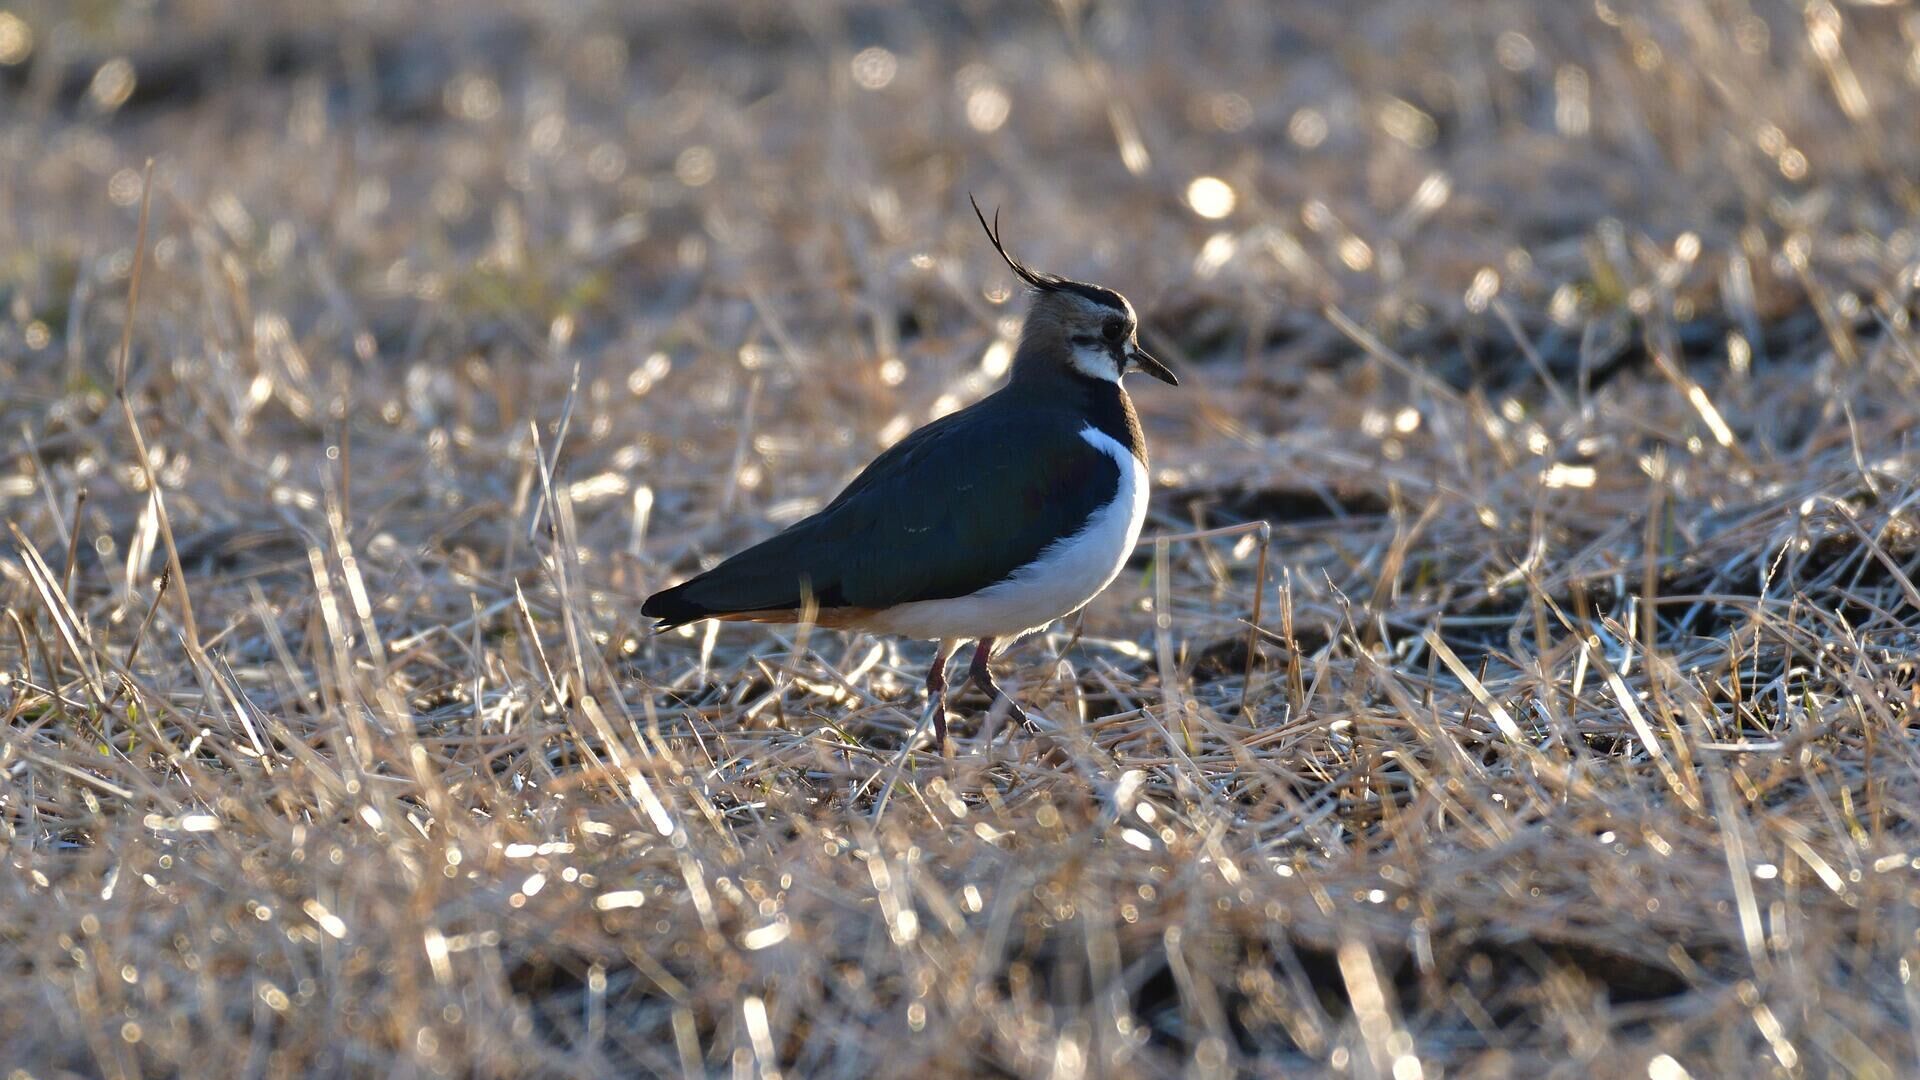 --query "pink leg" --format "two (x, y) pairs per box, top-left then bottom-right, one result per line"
(925, 641), (956, 746)
(967, 639), (1029, 727)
